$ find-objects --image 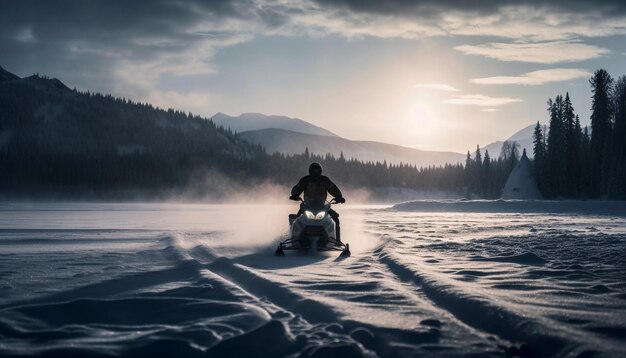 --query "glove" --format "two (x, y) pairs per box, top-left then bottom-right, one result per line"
(289, 195), (301, 201)
(334, 197), (346, 203)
